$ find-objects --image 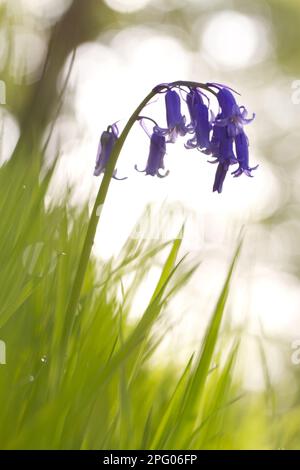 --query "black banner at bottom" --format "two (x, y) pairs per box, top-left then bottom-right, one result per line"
(0, 450), (299, 465)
